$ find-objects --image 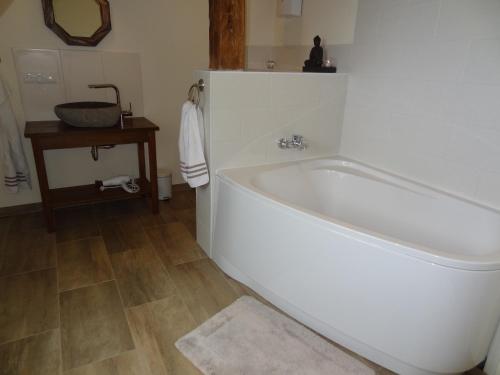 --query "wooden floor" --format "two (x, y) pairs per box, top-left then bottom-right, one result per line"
(0, 189), (484, 374)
